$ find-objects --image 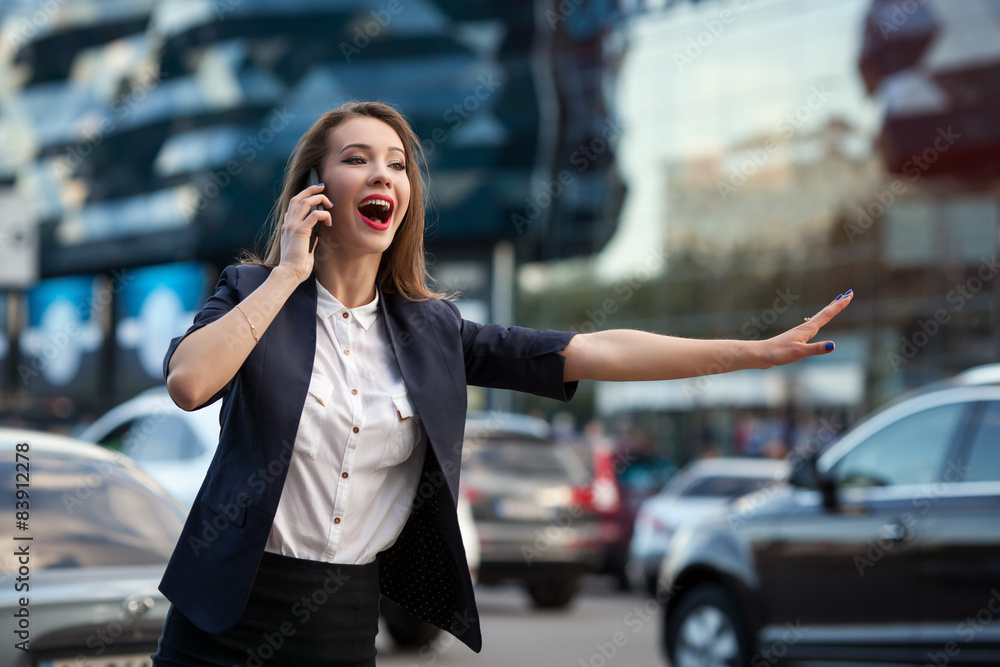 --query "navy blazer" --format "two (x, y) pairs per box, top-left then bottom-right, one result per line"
(159, 264), (577, 652)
